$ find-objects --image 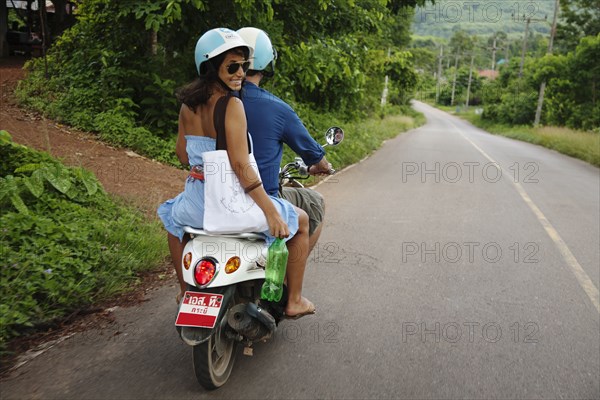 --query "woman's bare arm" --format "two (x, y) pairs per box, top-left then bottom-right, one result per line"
(224, 97), (289, 237)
